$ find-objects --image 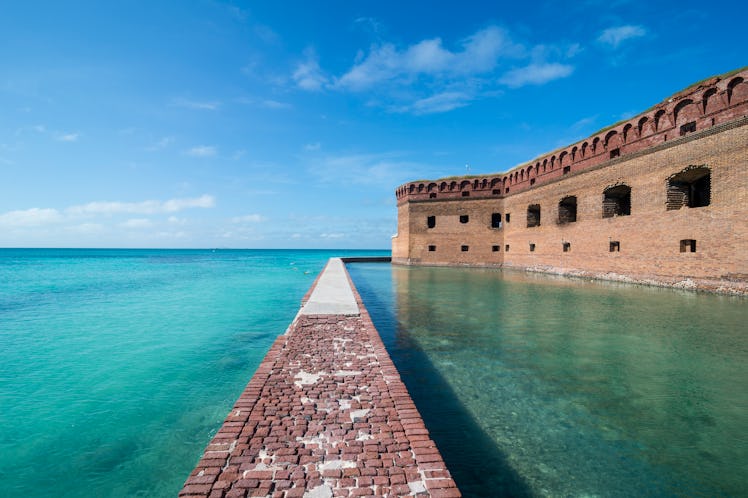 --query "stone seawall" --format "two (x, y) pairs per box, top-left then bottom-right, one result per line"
(180, 258), (460, 498)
